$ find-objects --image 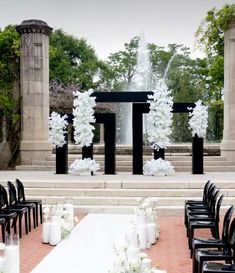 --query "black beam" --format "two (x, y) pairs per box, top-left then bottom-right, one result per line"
(154, 149), (165, 160)
(95, 113), (116, 174)
(132, 103), (149, 174)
